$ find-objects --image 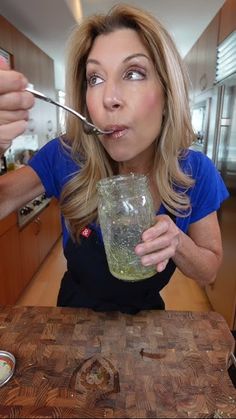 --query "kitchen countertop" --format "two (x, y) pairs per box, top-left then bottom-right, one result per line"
(0, 305), (235, 418)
